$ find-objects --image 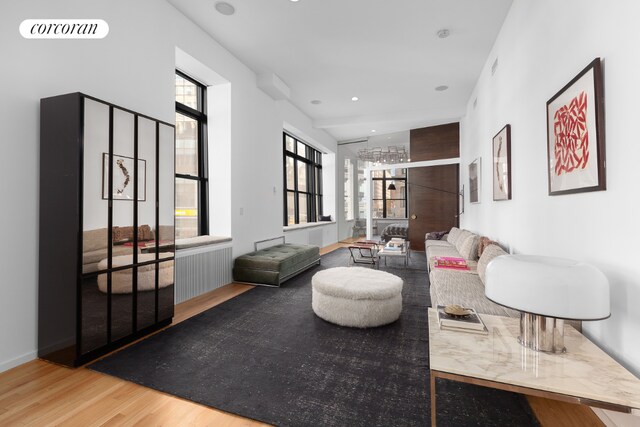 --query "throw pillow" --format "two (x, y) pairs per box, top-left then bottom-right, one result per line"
(112, 226), (131, 243)
(477, 237), (500, 258)
(426, 230), (447, 240)
(446, 227), (461, 244)
(477, 244), (508, 285)
(138, 224), (153, 241)
(459, 234), (480, 261)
